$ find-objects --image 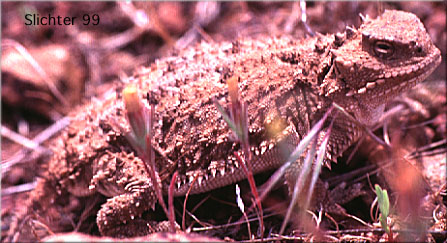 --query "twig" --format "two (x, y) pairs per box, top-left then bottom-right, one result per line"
(325, 163), (377, 187)
(2, 39), (68, 106)
(344, 212), (371, 227)
(280, 136), (318, 235)
(2, 116), (70, 174)
(191, 211), (279, 232)
(117, 2), (174, 46)
(346, 136), (365, 165)
(325, 212), (340, 236)
(190, 189), (210, 214)
(185, 210), (212, 229)
(325, 228), (447, 236)
(284, 1), (300, 33)
(175, 2), (219, 49)
(182, 173), (199, 231)
(1, 181), (37, 196)
(405, 139), (446, 159)
(239, 234), (306, 242)
(193, 24), (214, 44)
(31, 219), (55, 241)
(99, 26), (146, 51)
(1, 125), (47, 153)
